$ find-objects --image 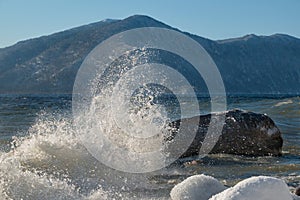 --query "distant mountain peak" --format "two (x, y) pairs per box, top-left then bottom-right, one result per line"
(268, 33), (300, 42)
(101, 18), (118, 23)
(121, 14), (171, 28)
(242, 34), (259, 40)
(217, 34), (259, 44)
(217, 33), (300, 44)
(126, 14), (157, 20)
(0, 15), (299, 95)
